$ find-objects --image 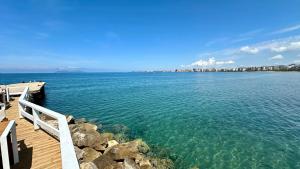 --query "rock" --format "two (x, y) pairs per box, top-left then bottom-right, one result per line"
(72, 130), (107, 150)
(107, 140), (119, 148)
(76, 118), (87, 124)
(135, 139), (150, 154)
(69, 123), (98, 132)
(66, 115), (75, 124)
(101, 132), (114, 141)
(134, 154), (144, 164)
(189, 167), (199, 169)
(74, 146), (84, 161)
(104, 139), (149, 160)
(93, 155), (118, 169)
(69, 122), (109, 151)
(112, 124), (130, 134)
(84, 123), (98, 131)
(114, 133), (129, 143)
(80, 162), (98, 169)
(139, 159), (152, 169)
(82, 147), (102, 162)
(46, 120), (59, 129)
(124, 158), (140, 169)
(150, 158), (174, 169)
(104, 140), (119, 154)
